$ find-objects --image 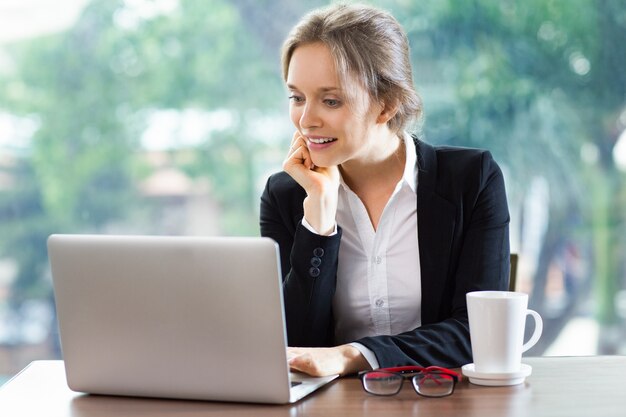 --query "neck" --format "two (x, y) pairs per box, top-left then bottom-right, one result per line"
(340, 130), (405, 193)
